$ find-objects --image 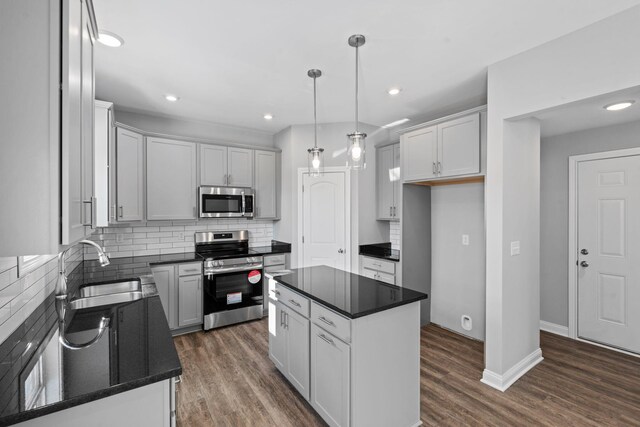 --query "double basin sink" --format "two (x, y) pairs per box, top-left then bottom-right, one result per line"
(69, 278), (144, 310)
